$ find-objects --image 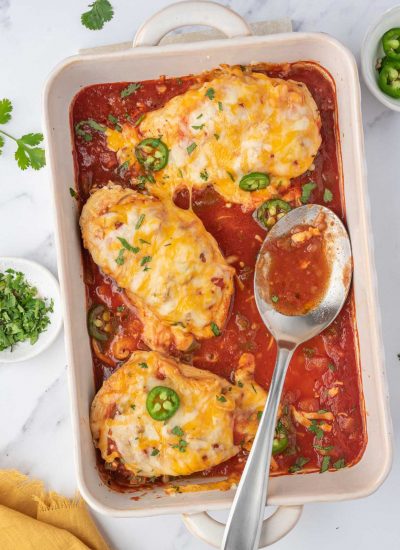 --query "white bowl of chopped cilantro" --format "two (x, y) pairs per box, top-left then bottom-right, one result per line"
(0, 258), (62, 363)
